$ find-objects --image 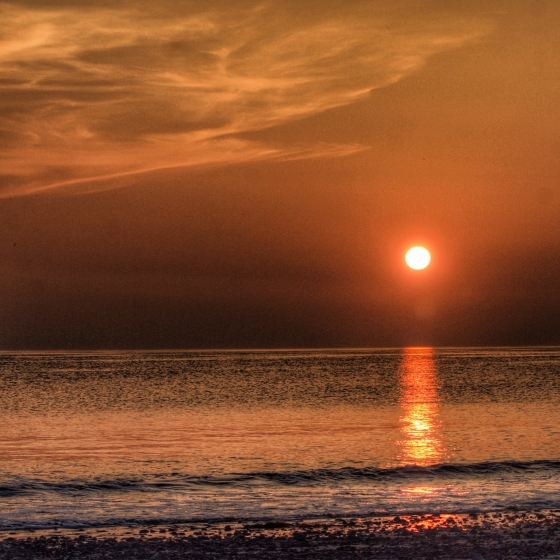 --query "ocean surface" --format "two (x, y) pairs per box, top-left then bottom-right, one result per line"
(0, 348), (559, 532)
